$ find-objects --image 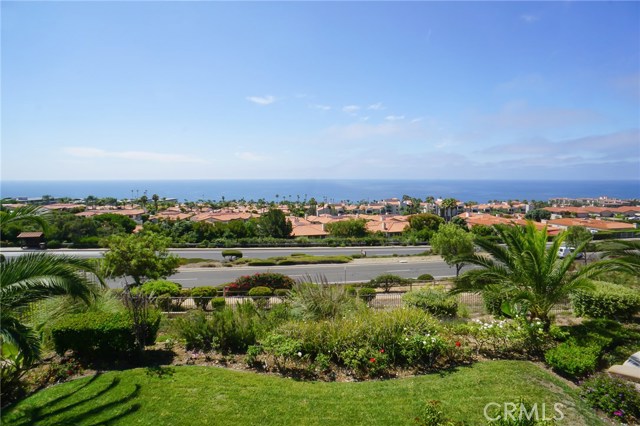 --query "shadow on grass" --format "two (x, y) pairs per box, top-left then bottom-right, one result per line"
(4, 373), (141, 426)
